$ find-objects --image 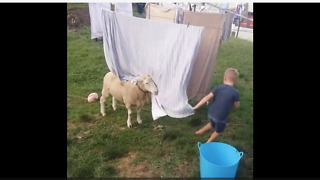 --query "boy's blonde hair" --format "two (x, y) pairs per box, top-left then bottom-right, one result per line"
(224, 68), (239, 83)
